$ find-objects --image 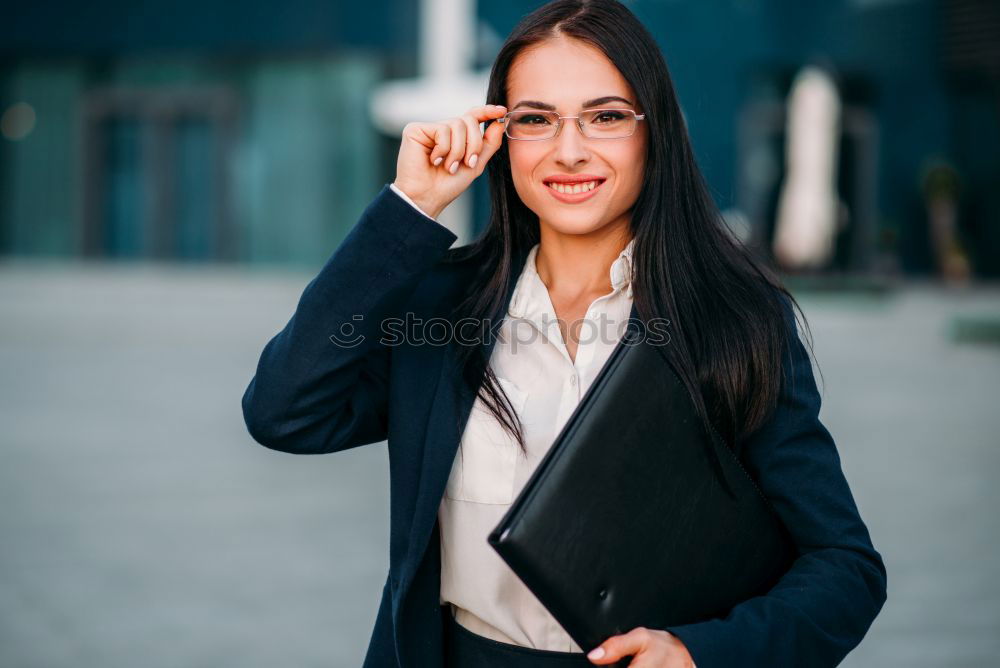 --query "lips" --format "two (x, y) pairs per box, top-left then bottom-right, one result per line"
(543, 178), (606, 203)
(543, 172), (607, 184)
(544, 178), (604, 190)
